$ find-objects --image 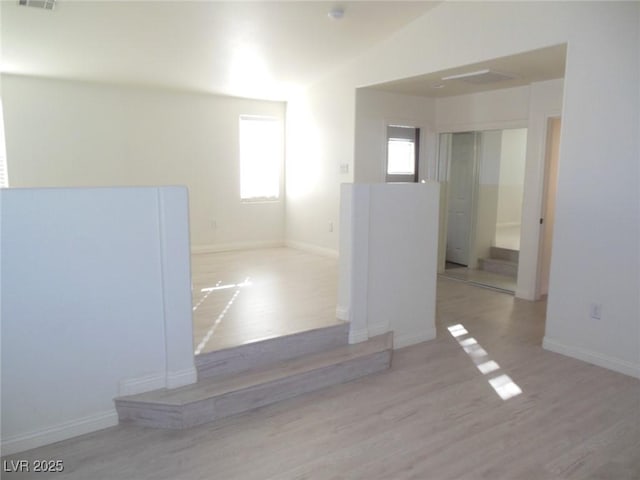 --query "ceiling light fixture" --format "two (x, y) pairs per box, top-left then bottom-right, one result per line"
(18, 0), (56, 10)
(441, 69), (491, 81)
(328, 7), (345, 20)
(441, 69), (517, 85)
